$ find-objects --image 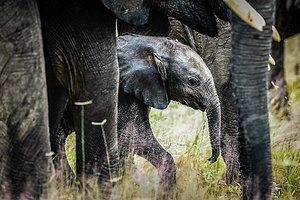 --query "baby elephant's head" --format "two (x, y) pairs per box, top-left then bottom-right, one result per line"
(117, 34), (221, 163)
